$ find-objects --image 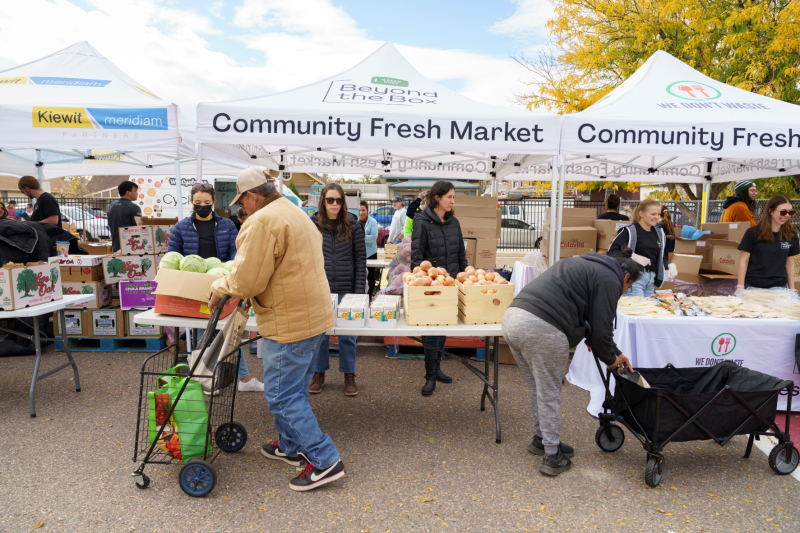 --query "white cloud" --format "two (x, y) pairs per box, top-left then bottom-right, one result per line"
(209, 1), (226, 19)
(0, 0), (534, 115)
(489, 0), (554, 43)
